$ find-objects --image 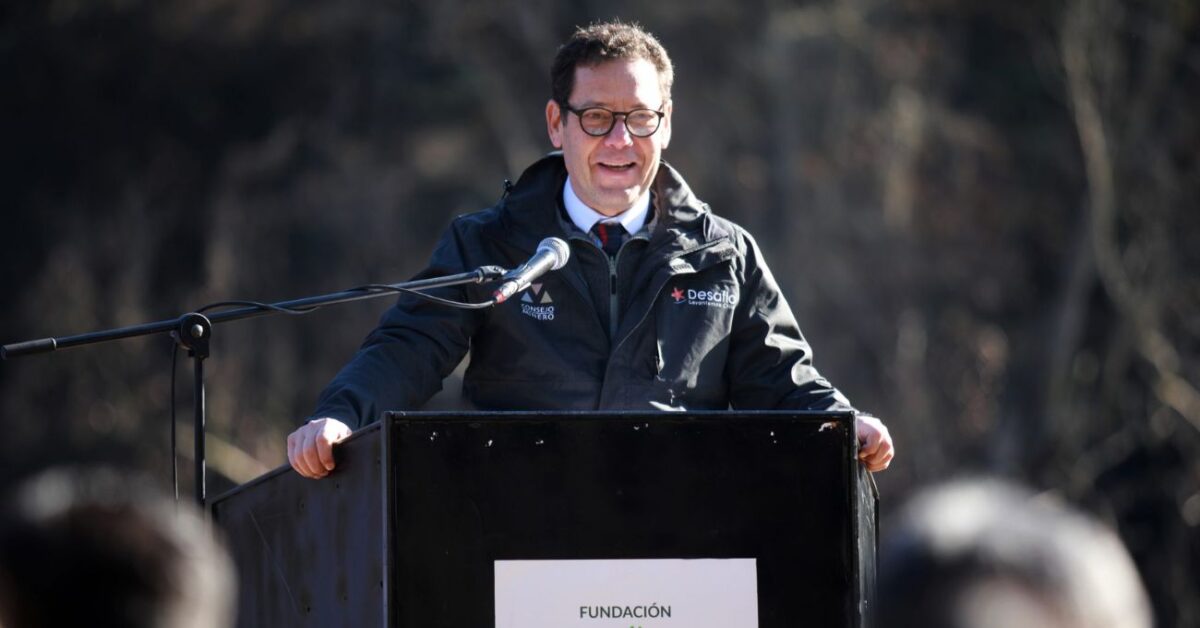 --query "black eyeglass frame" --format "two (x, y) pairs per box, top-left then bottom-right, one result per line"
(559, 102), (667, 138)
